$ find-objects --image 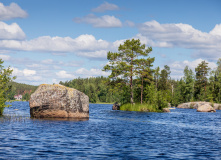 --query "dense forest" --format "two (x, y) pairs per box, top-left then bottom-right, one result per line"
(7, 81), (38, 101)
(60, 59), (221, 106)
(59, 76), (118, 103)
(60, 39), (221, 110)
